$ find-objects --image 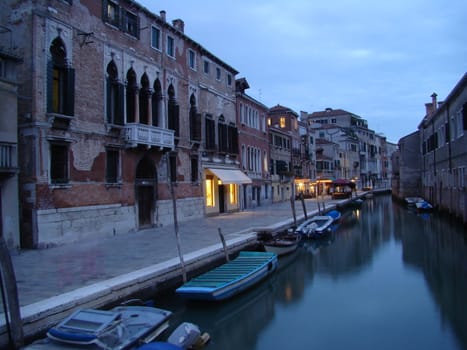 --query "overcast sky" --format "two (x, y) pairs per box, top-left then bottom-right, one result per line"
(137, 0), (466, 143)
